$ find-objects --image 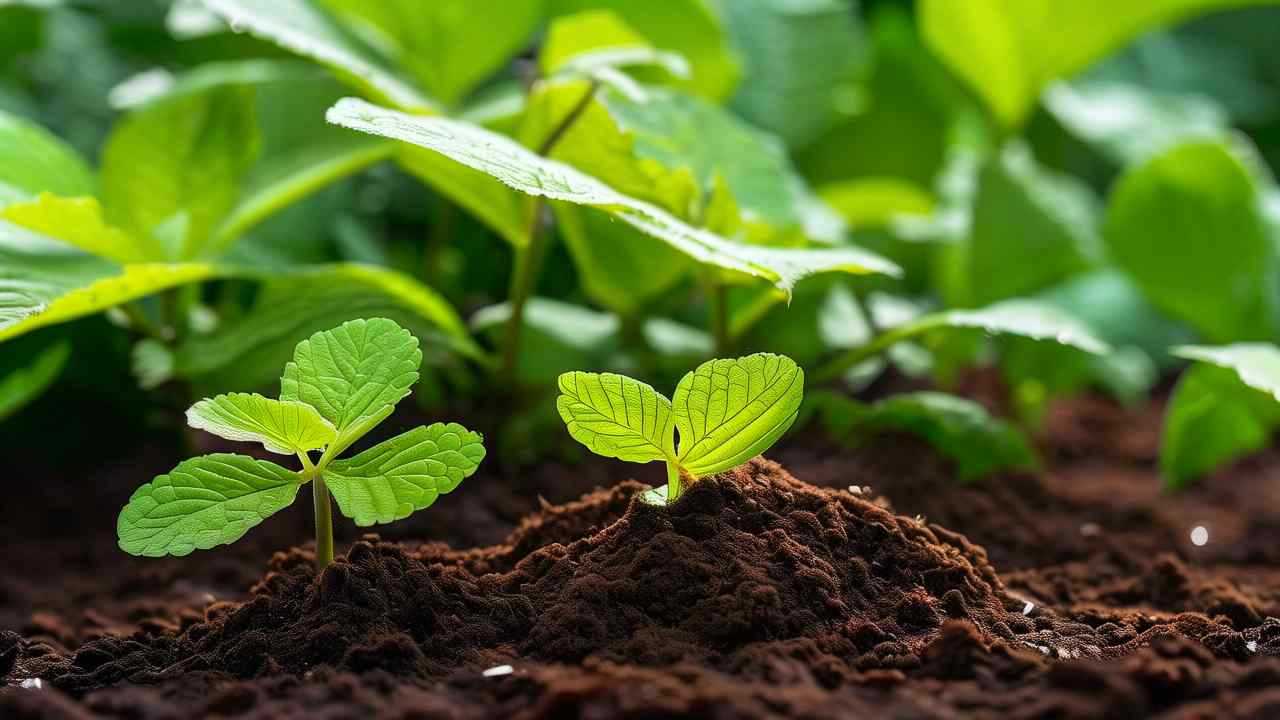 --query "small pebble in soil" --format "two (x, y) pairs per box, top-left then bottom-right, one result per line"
(18, 678), (42, 690)
(1079, 523), (1101, 537)
(1191, 526), (1209, 547)
(482, 665), (514, 678)
(1022, 601), (1035, 616)
(1248, 641), (1258, 653)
